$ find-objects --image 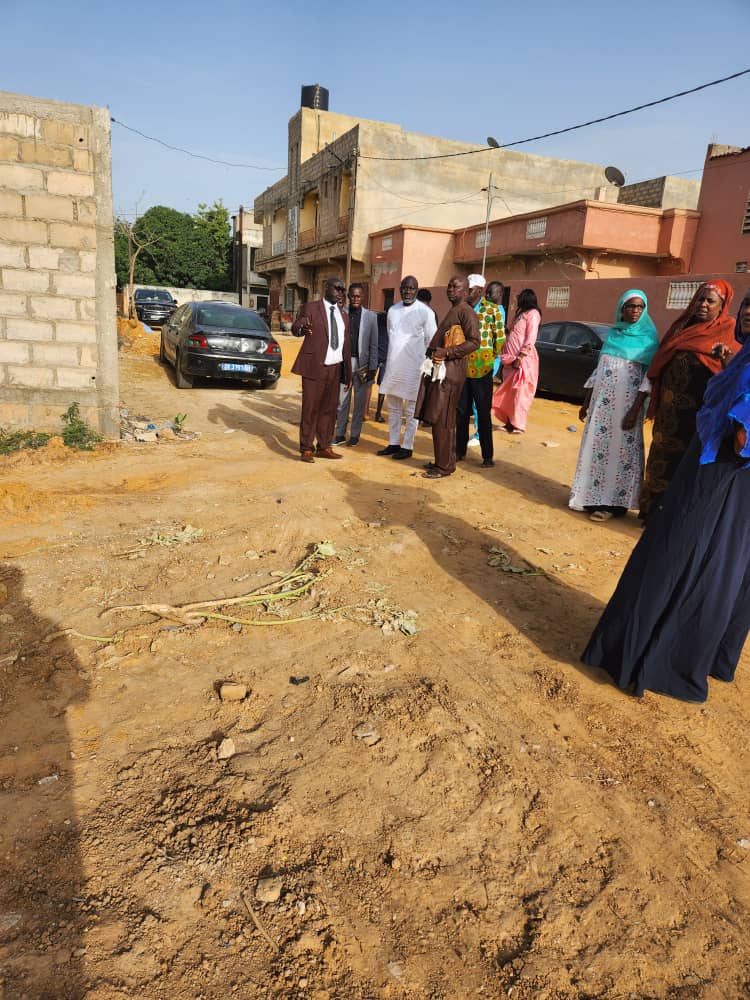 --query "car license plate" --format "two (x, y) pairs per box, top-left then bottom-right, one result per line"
(220, 363), (254, 373)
